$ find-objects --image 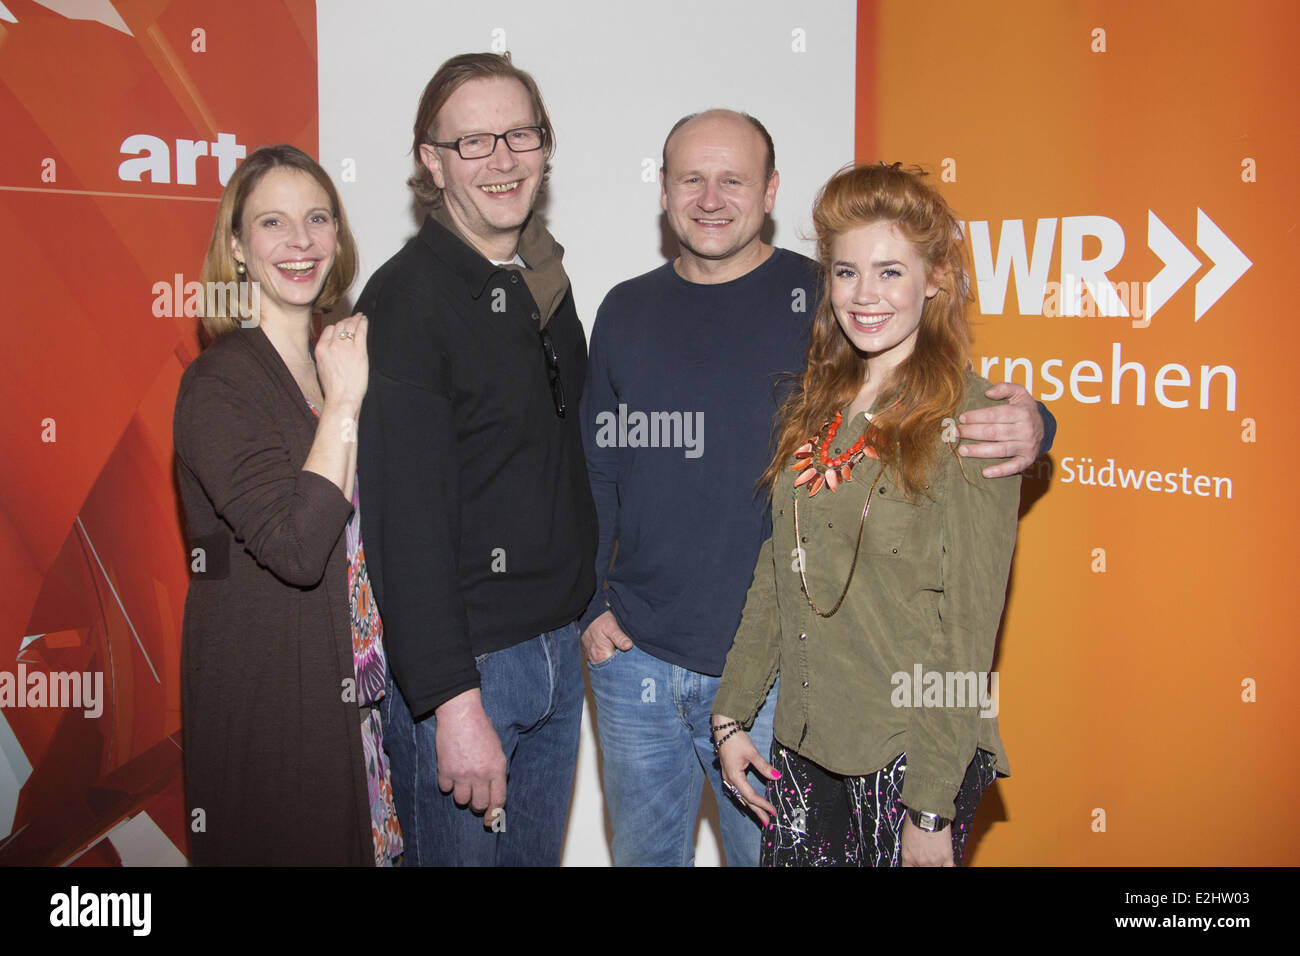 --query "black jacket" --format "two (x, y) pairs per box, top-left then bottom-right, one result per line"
(357, 213), (597, 718)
